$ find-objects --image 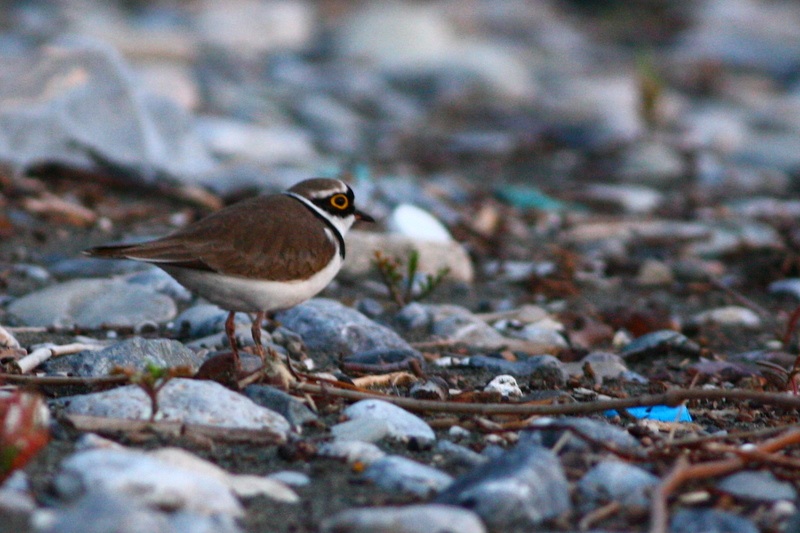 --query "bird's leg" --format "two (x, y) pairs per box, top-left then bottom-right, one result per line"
(251, 311), (267, 361)
(225, 311), (241, 371)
